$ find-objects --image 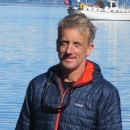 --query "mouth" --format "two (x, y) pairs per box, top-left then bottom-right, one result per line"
(60, 54), (75, 62)
(64, 56), (75, 62)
